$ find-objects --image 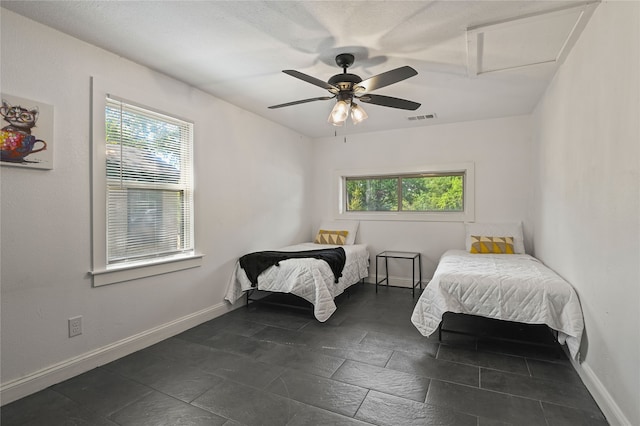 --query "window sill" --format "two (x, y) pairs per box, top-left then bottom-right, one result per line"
(90, 253), (204, 287)
(335, 211), (473, 223)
